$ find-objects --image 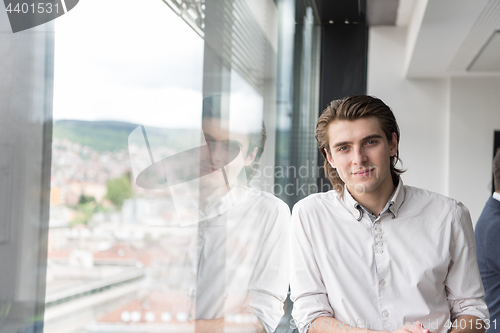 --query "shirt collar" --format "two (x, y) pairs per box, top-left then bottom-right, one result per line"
(343, 185), (363, 221)
(201, 185), (248, 218)
(388, 178), (405, 218)
(342, 177), (405, 221)
(493, 192), (500, 203)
